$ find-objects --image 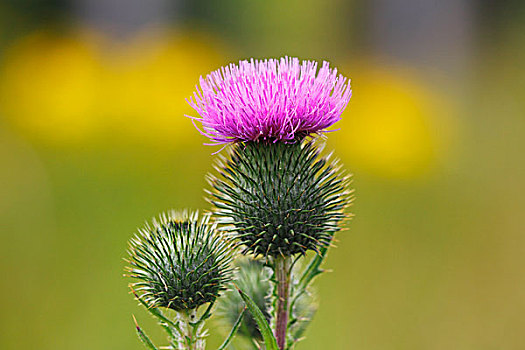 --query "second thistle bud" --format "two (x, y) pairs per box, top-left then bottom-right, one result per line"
(126, 211), (234, 311)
